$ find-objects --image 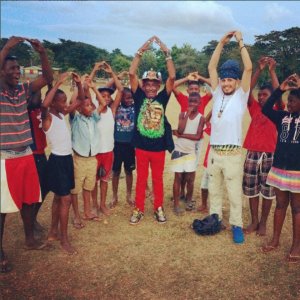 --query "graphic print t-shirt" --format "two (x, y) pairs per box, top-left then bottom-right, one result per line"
(131, 85), (173, 152)
(114, 104), (135, 143)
